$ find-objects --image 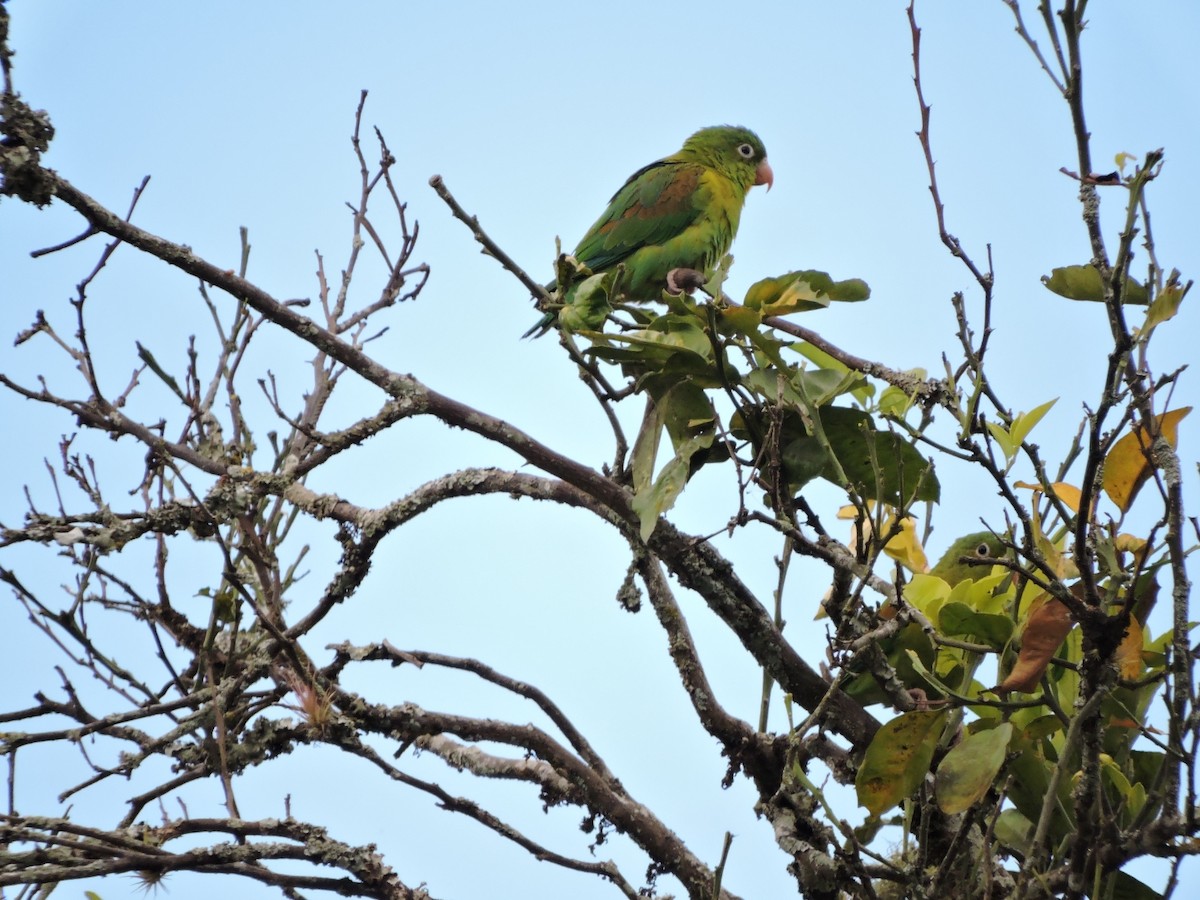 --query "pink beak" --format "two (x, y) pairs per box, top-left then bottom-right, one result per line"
(755, 158), (774, 191)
